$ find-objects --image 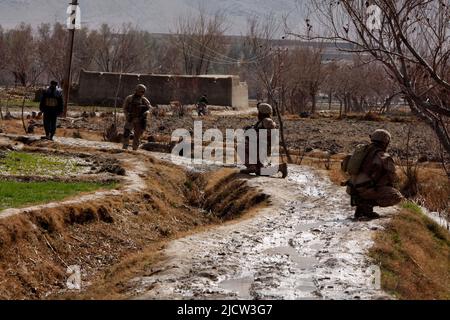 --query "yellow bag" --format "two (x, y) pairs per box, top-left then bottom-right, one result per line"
(45, 97), (58, 107)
